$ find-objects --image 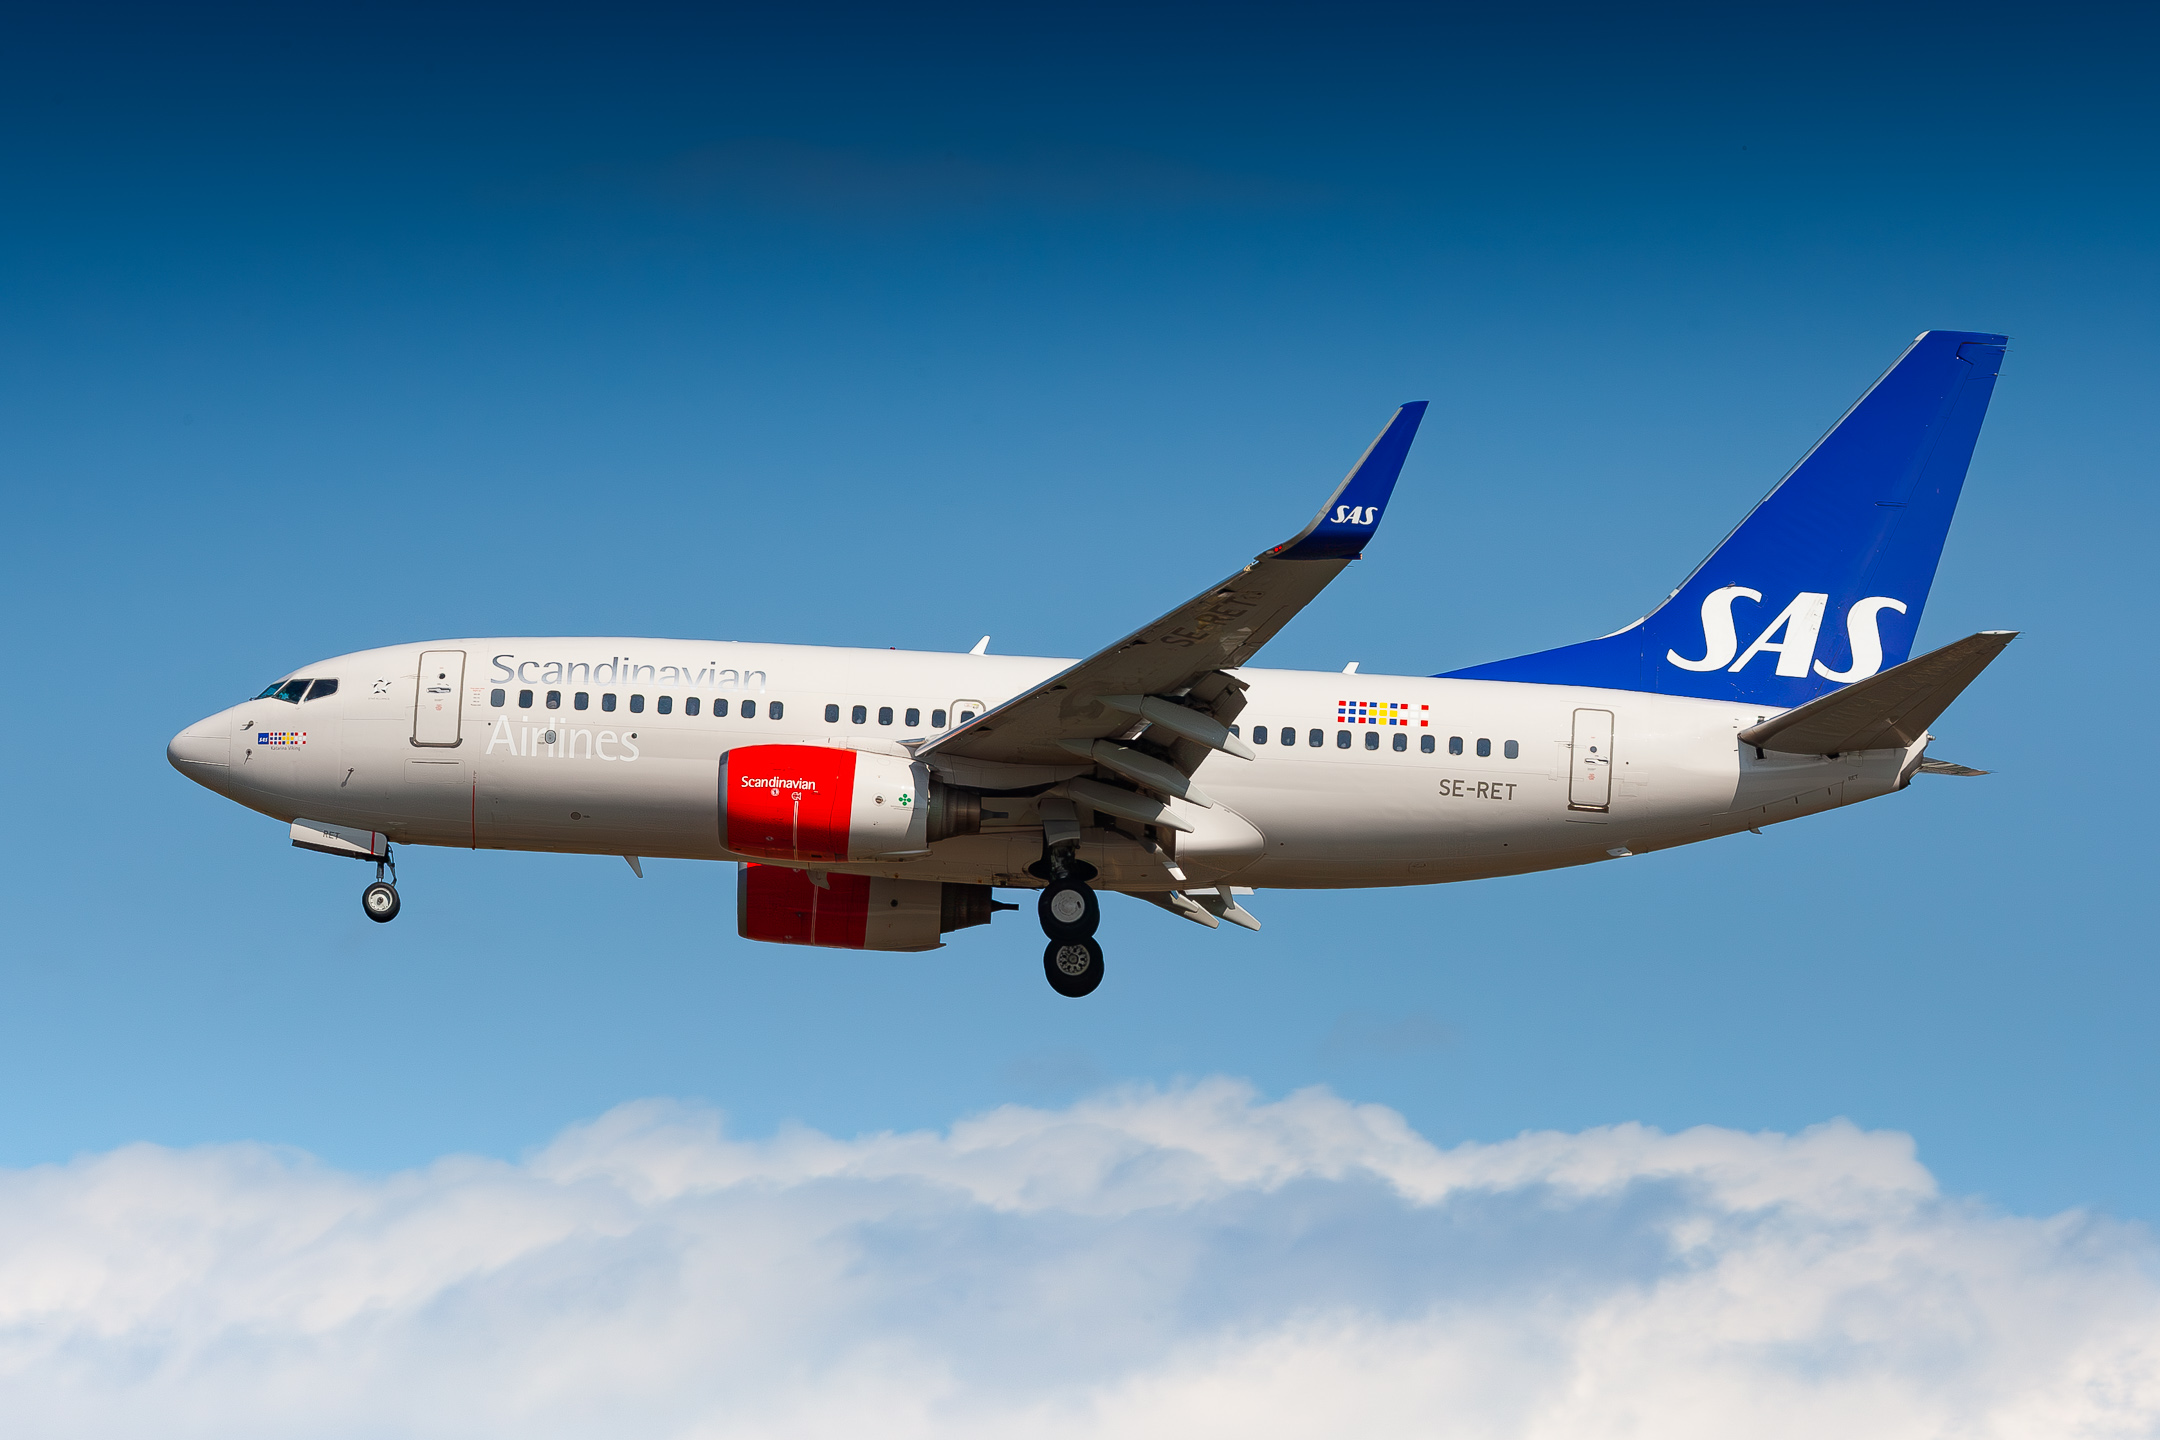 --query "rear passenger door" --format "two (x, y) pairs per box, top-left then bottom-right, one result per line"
(413, 651), (466, 747)
(1568, 708), (1613, 812)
